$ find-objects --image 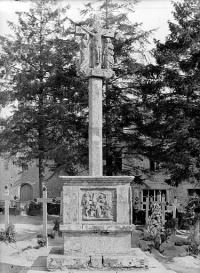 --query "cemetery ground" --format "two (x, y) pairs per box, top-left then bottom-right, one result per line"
(0, 214), (199, 273)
